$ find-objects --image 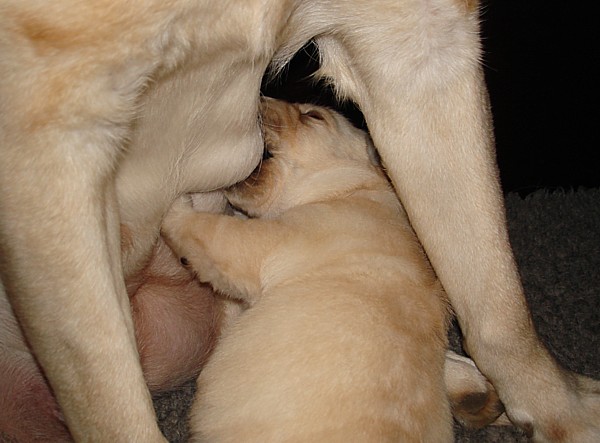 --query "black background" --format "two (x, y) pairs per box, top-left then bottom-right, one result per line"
(262, 1), (599, 196)
(482, 1), (598, 195)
